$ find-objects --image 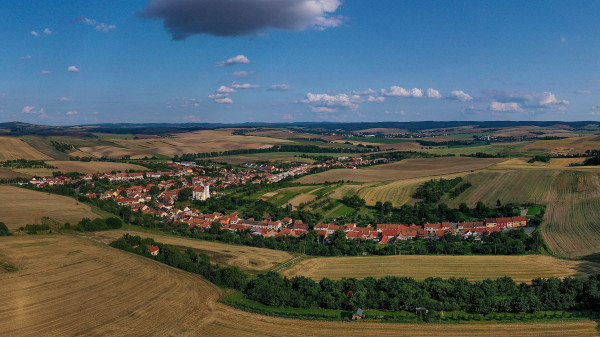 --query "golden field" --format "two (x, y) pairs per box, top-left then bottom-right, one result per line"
(445, 169), (600, 258)
(0, 137), (52, 161)
(297, 157), (503, 184)
(0, 234), (597, 337)
(81, 229), (295, 274)
(0, 186), (99, 229)
(282, 255), (600, 283)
